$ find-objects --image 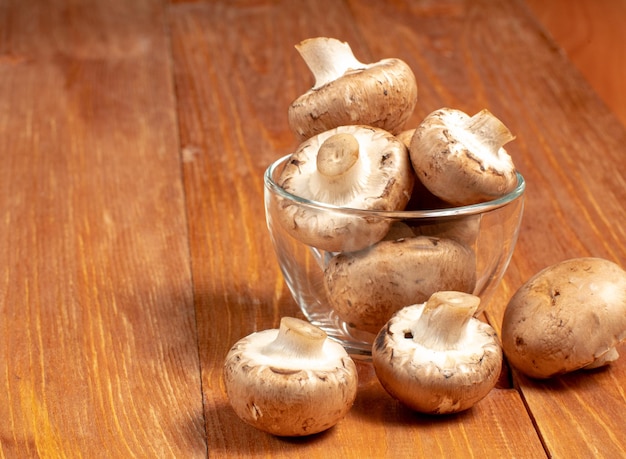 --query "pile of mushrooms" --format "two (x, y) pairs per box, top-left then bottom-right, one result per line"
(224, 37), (524, 435)
(224, 37), (626, 436)
(275, 36), (519, 333)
